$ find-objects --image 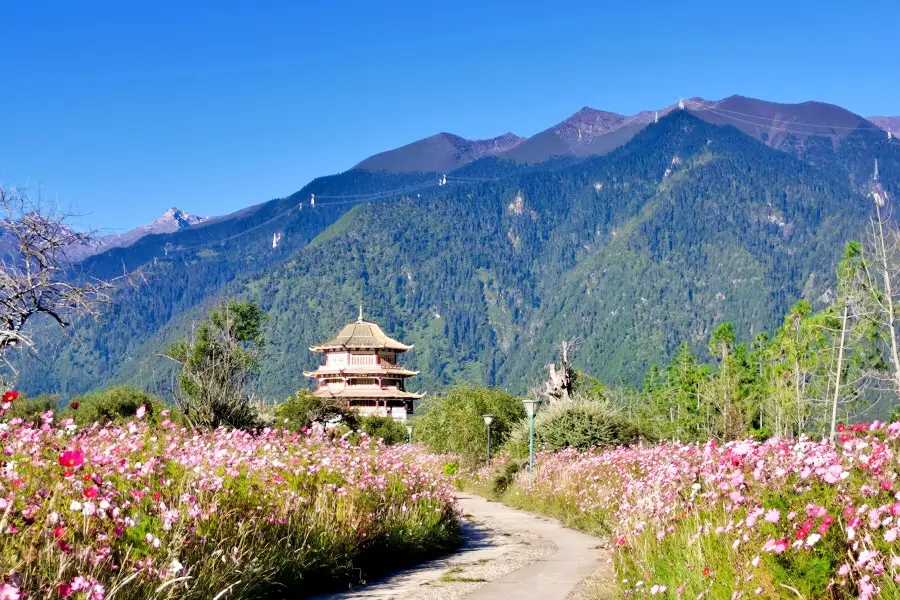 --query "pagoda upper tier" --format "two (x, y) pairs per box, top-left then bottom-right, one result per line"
(304, 310), (424, 421)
